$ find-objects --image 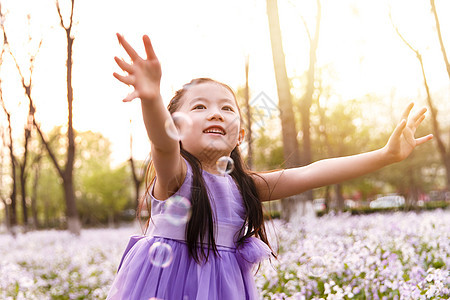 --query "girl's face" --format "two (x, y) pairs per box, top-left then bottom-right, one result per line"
(177, 82), (244, 163)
